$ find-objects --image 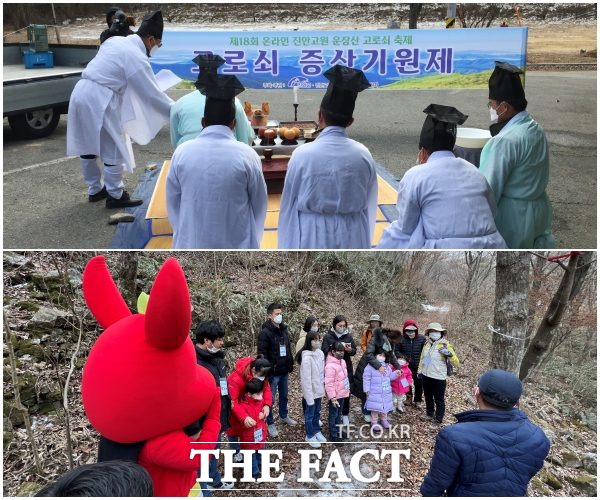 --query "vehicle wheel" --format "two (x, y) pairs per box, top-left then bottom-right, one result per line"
(8, 108), (61, 139)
